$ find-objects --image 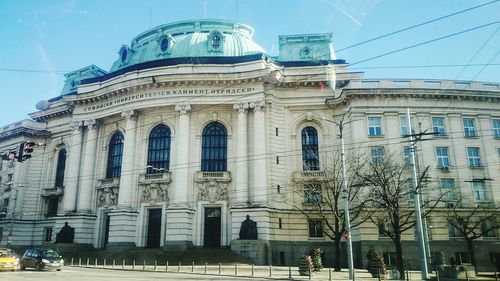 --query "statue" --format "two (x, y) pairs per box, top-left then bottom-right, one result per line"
(55, 222), (74, 243)
(239, 215), (258, 240)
